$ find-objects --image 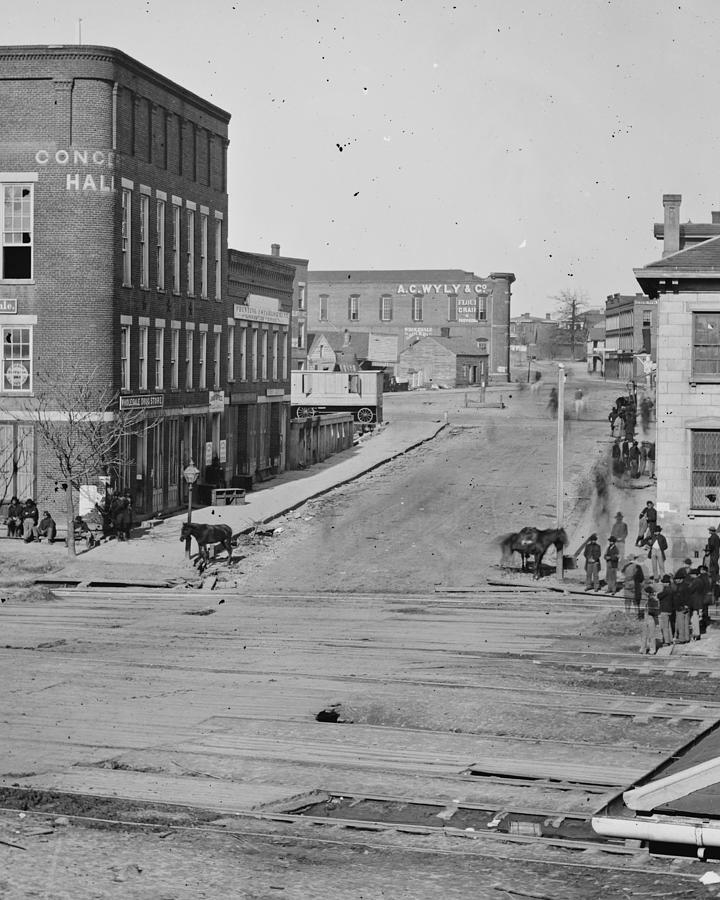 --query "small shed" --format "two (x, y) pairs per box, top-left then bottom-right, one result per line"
(397, 336), (488, 389)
